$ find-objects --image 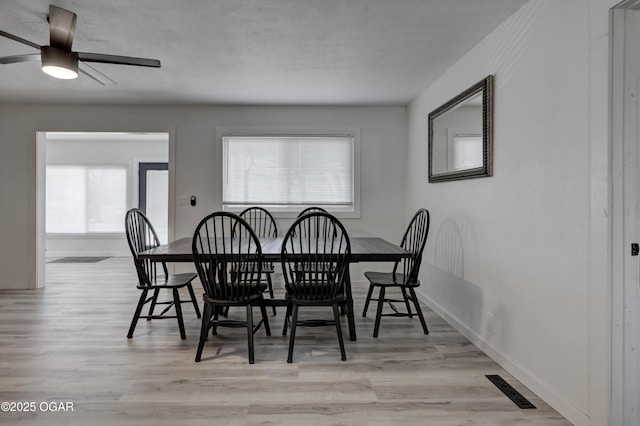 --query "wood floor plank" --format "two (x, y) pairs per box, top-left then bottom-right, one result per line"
(0, 257), (572, 425)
